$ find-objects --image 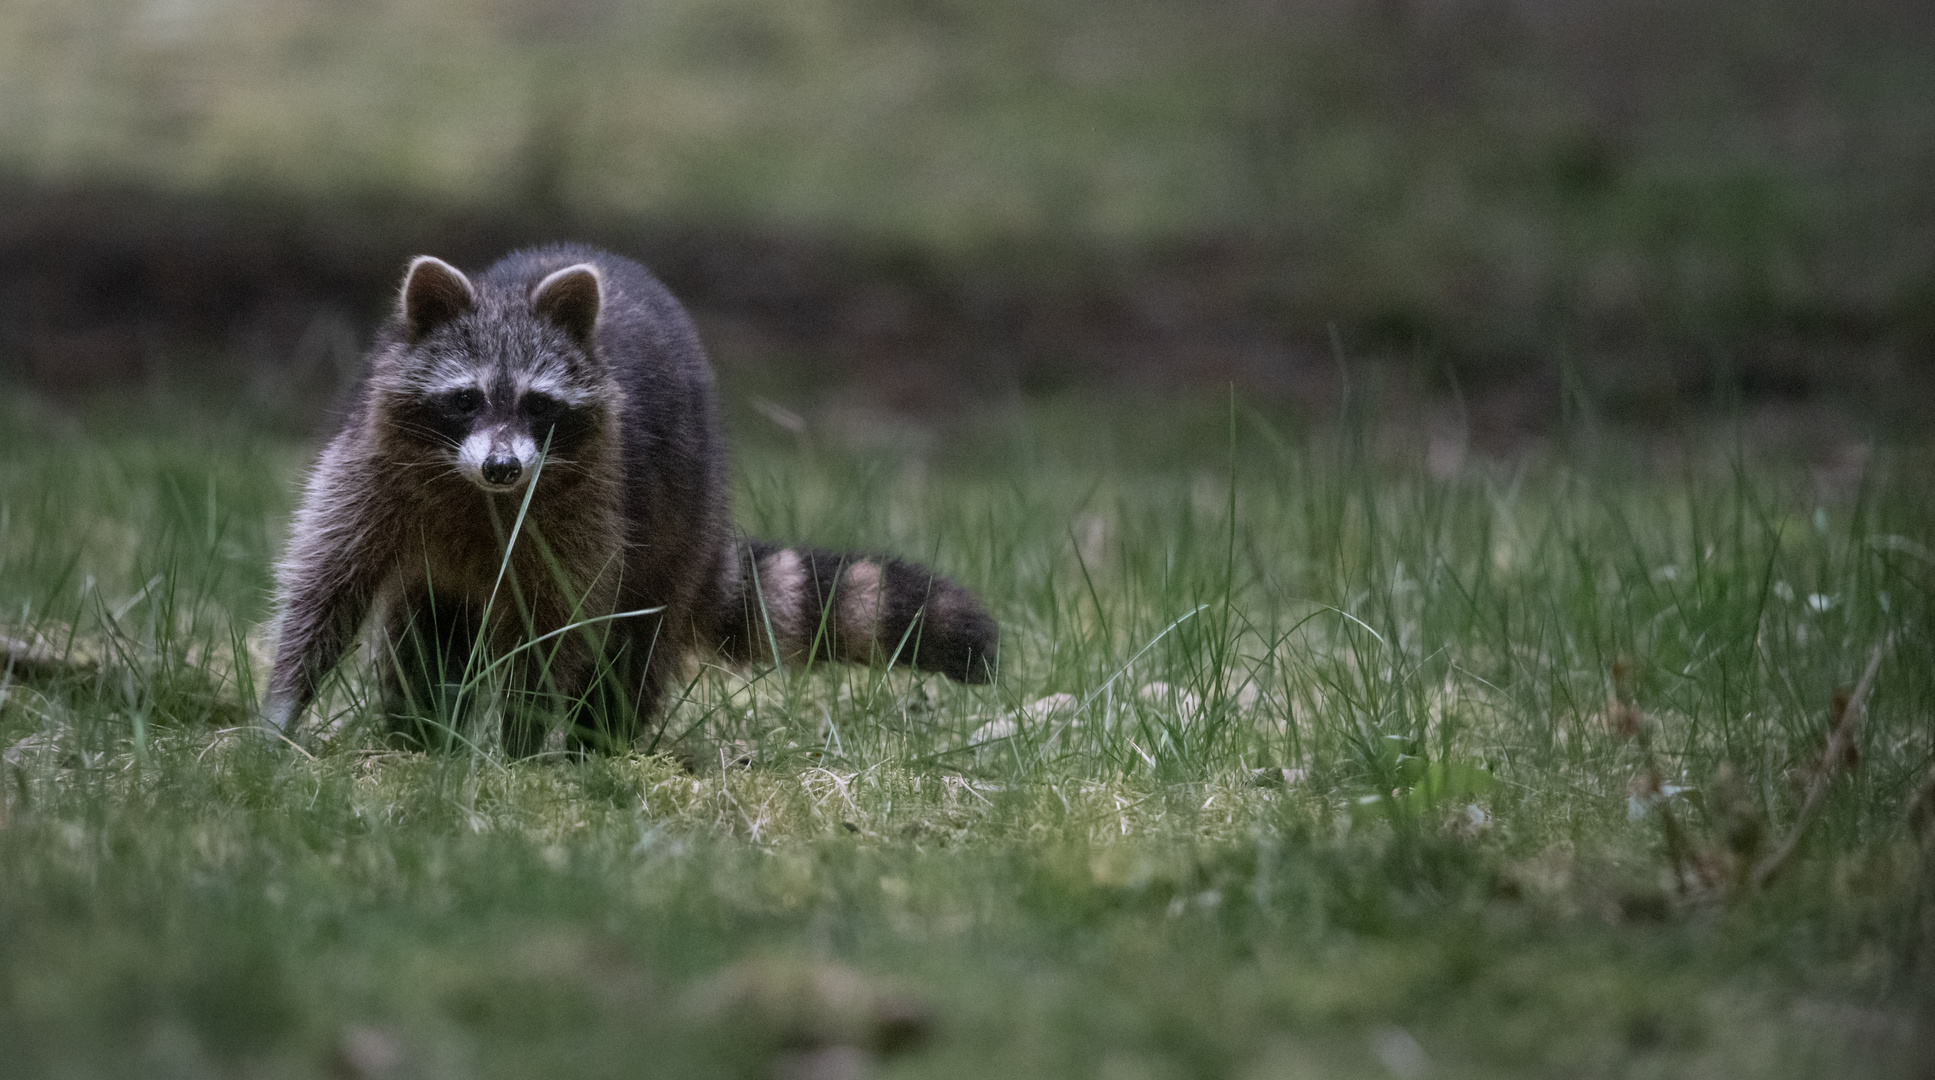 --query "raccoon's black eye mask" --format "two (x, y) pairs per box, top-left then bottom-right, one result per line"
(520, 392), (564, 423)
(439, 387), (483, 414)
